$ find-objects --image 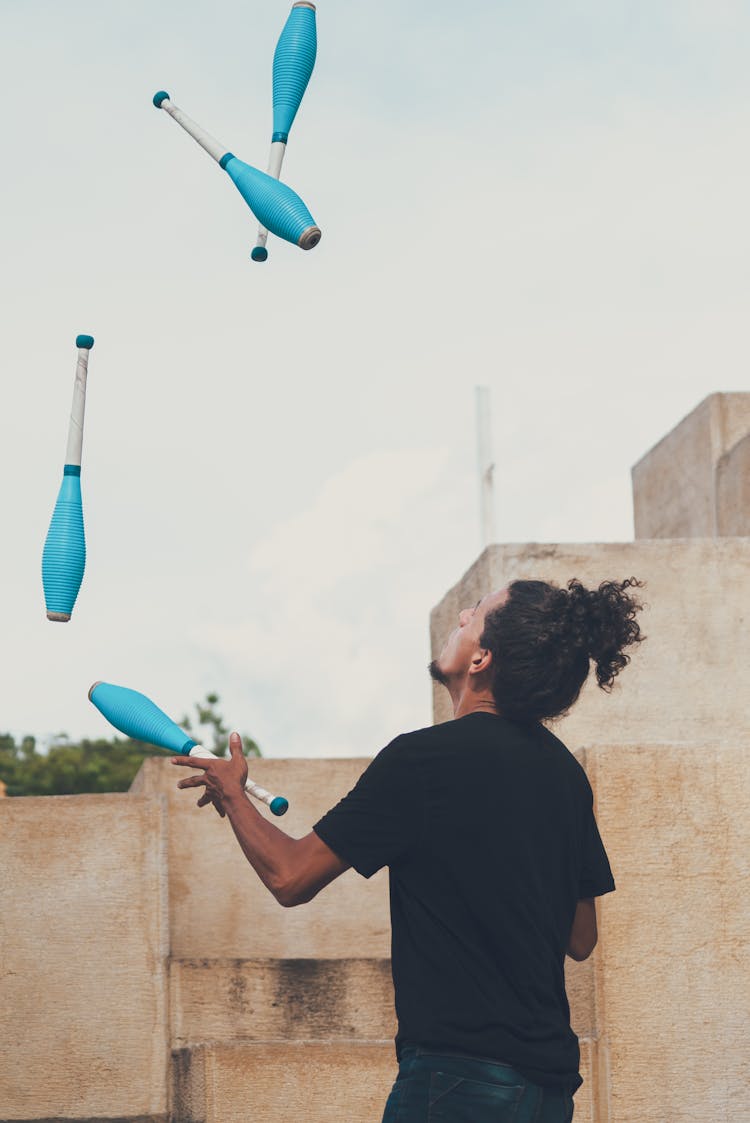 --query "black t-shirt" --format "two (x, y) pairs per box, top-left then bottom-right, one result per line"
(313, 712), (615, 1093)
